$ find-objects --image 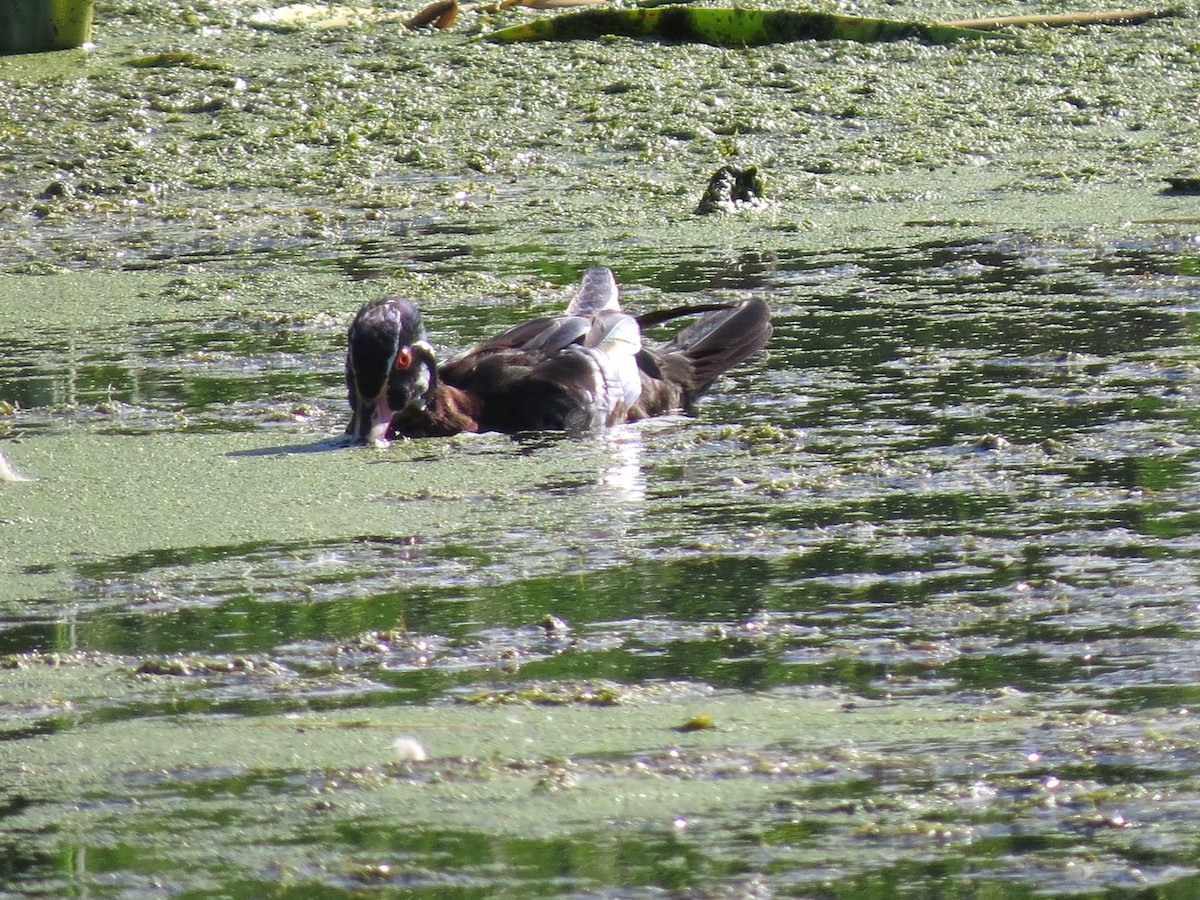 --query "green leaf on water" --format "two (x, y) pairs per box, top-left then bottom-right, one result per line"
(483, 7), (1007, 46)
